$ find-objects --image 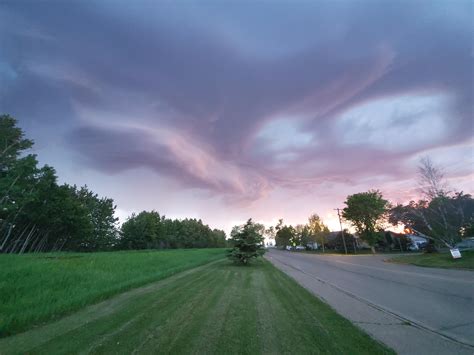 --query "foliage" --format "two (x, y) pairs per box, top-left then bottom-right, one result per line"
(0, 115), (224, 253)
(0, 249), (225, 337)
(0, 115), (120, 253)
(342, 190), (389, 252)
(119, 211), (227, 250)
(273, 215), (331, 250)
(379, 232), (411, 252)
(294, 224), (311, 246)
(326, 230), (357, 251)
(0, 114), (33, 169)
(389, 158), (474, 248)
(275, 219), (295, 247)
(307, 213), (330, 251)
(228, 219), (265, 264)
